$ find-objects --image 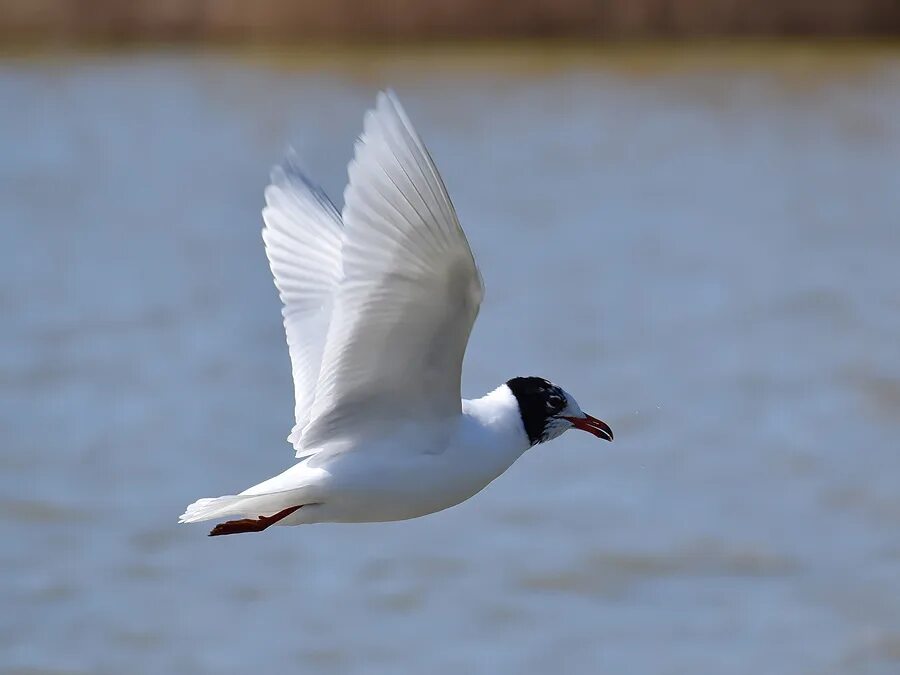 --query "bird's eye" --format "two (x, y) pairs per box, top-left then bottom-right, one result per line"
(546, 391), (565, 415)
